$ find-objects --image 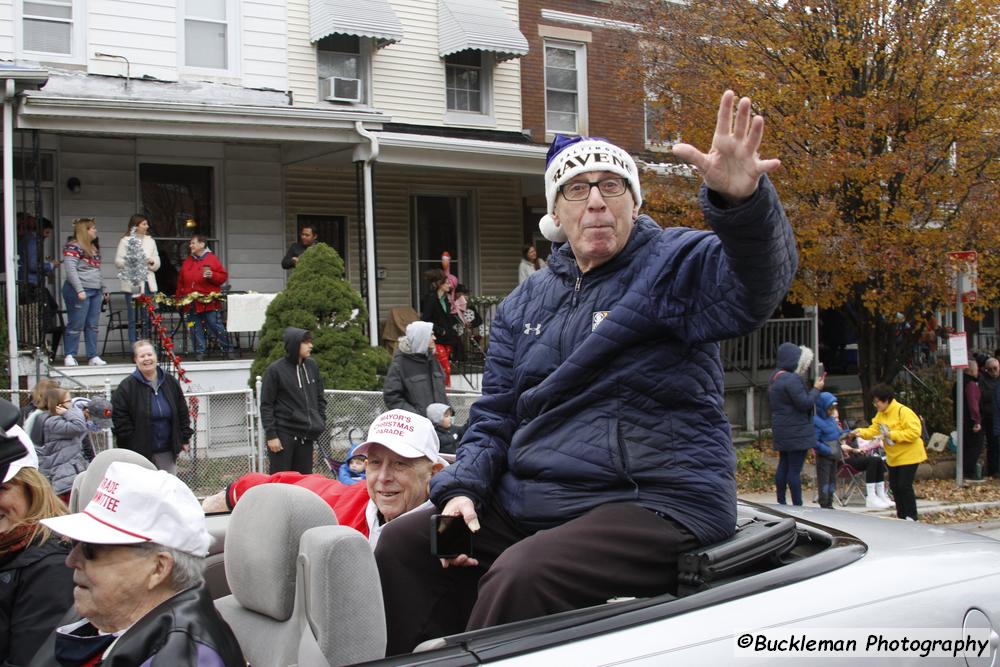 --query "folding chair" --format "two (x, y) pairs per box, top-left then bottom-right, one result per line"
(834, 460), (867, 507)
